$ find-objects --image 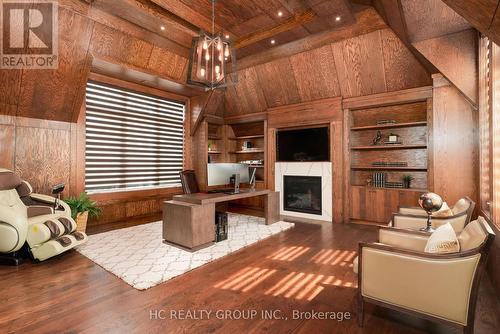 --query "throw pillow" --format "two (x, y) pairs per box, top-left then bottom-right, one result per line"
(424, 223), (460, 254)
